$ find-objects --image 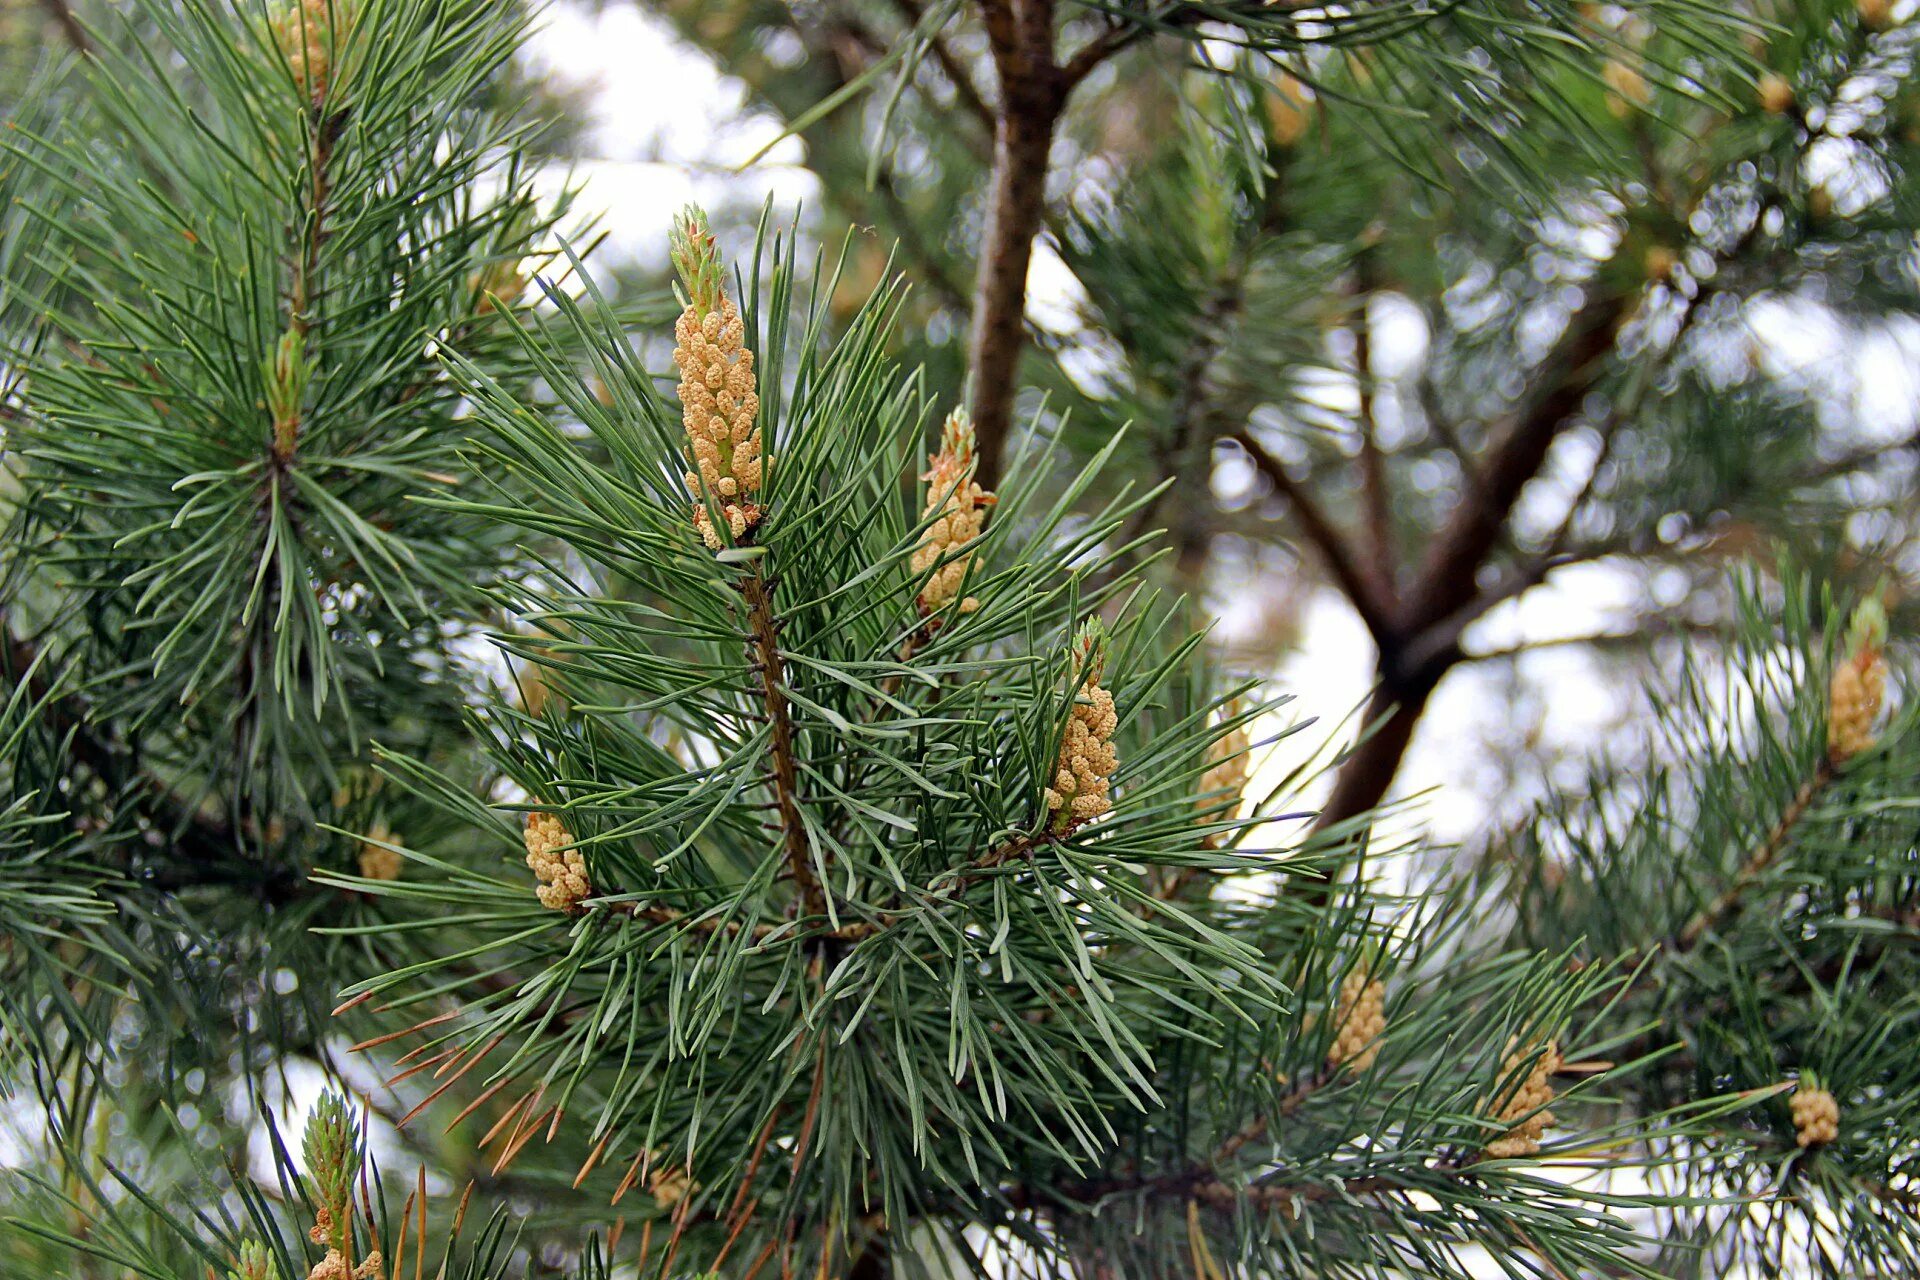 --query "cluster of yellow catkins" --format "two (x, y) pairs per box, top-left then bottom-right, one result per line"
(1483, 1040), (1561, 1159)
(356, 824), (401, 882)
(912, 409), (995, 615)
(305, 1209), (380, 1280)
(525, 811), (590, 912)
(1326, 968), (1387, 1073)
(670, 211), (763, 551)
(1045, 625), (1120, 830)
(271, 0), (347, 102)
(1791, 1082), (1840, 1148)
(1828, 599), (1888, 761)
